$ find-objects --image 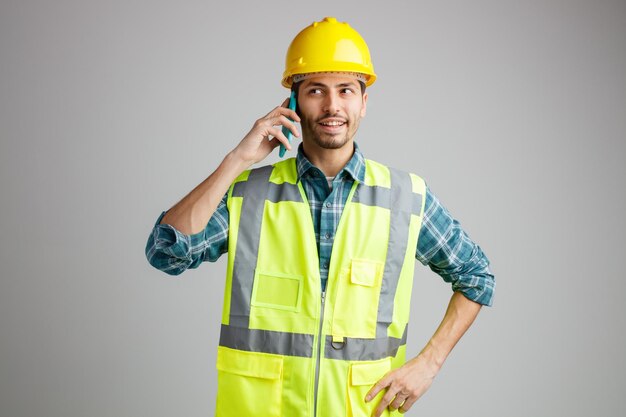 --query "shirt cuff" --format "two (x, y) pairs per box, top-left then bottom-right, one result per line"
(150, 211), (209, 262)
(451, 270), (496, 307)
